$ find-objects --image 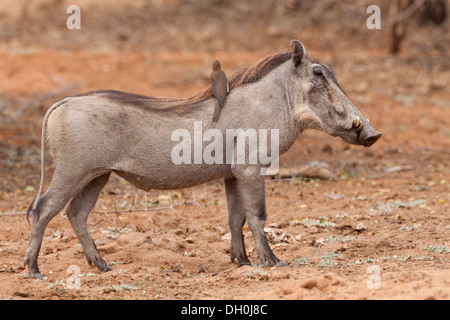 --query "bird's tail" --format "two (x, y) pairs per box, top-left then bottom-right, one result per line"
(212, 103), (221, 122)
